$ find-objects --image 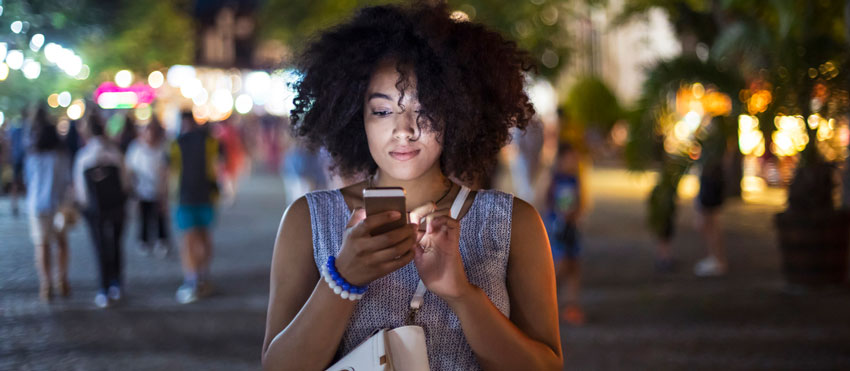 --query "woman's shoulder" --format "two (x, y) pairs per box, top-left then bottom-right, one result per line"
(472, 189), (540, 232)
(469, 188), (515, 217)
